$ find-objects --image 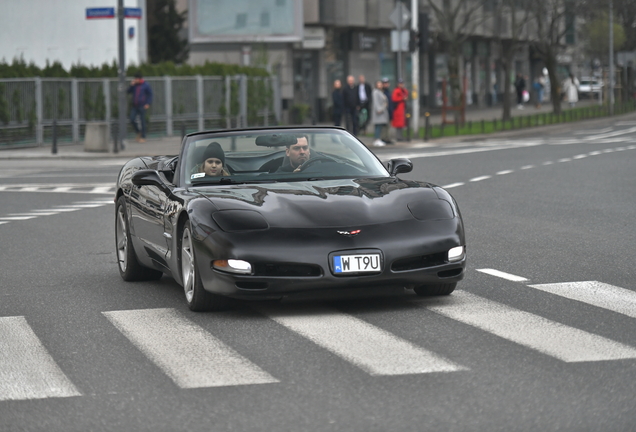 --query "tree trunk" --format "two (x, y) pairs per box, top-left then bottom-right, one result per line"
(447, 41), (463, 115)
(545, 52), (561, 115)
(501, 46), (514, 122)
